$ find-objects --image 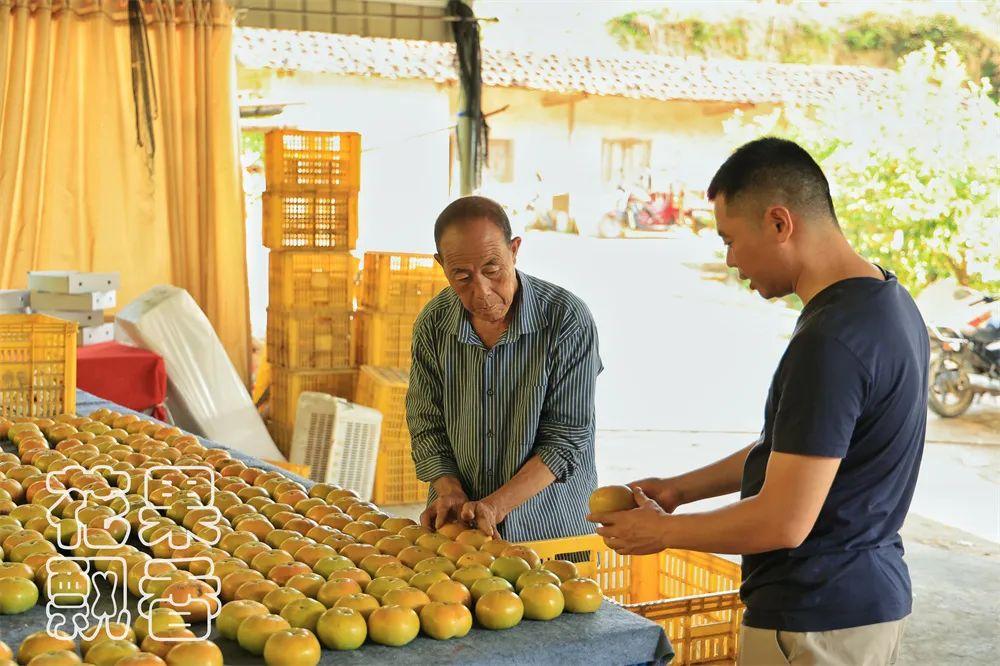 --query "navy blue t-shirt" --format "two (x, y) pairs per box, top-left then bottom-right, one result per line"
(740, 269), (928, 632)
